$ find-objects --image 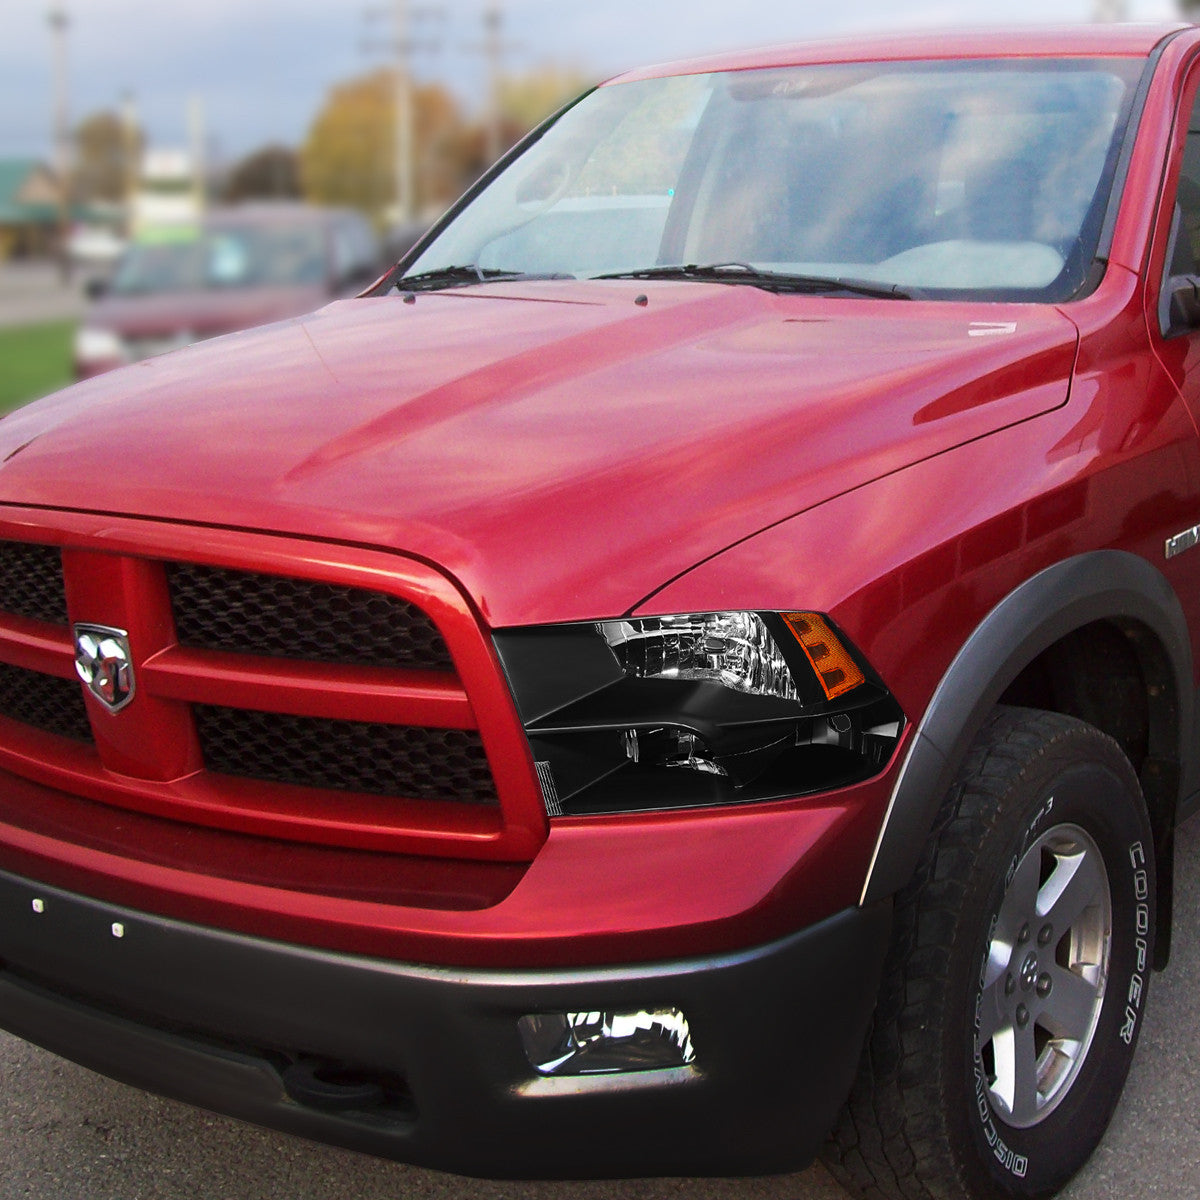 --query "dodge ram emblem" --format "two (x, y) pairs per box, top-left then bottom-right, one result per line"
(73, 624), (135, 713)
